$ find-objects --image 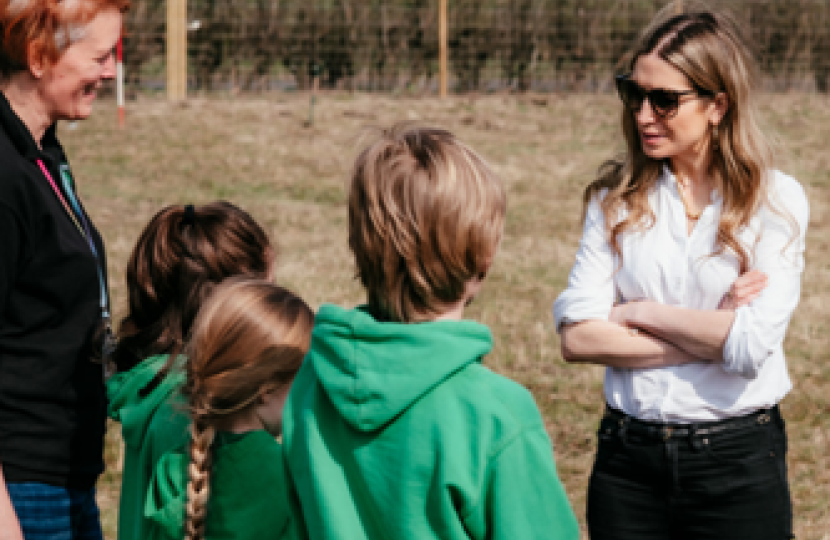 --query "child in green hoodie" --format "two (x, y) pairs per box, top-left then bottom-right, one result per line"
(106, 202), (274, 540)
(282, 124), (579, 540)
(144, 277), (314, 540)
